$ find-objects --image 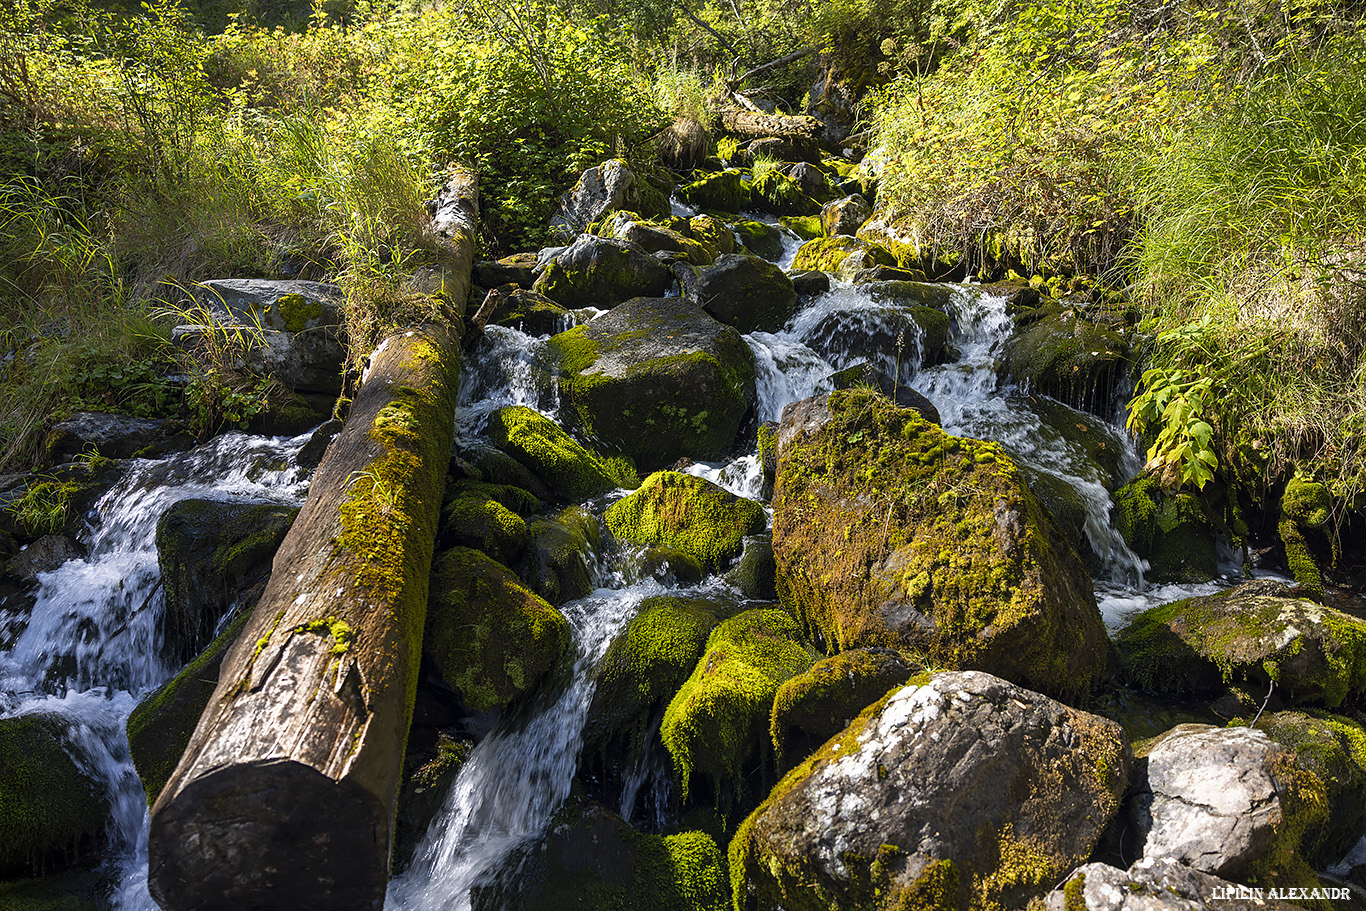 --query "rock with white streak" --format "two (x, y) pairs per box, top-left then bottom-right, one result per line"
(1044, 857), (1305, 910)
